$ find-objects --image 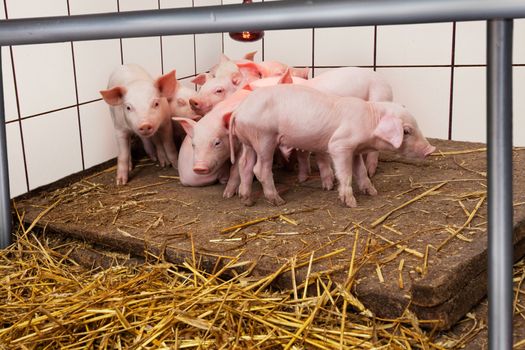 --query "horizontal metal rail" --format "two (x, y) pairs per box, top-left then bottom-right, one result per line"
(0, 0), (523, 45)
